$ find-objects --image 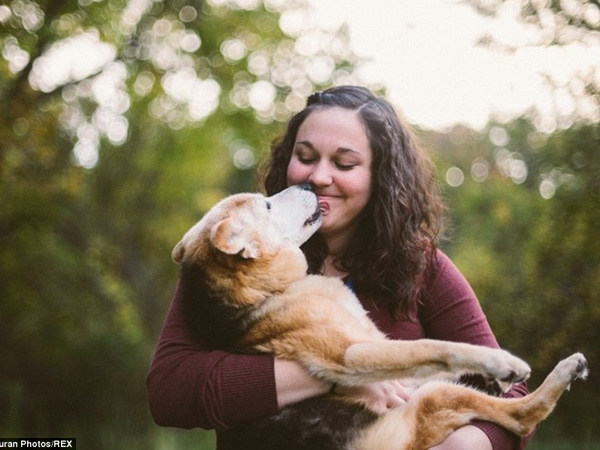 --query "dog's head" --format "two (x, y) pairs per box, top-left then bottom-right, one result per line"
(172, 184), (322, 300)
